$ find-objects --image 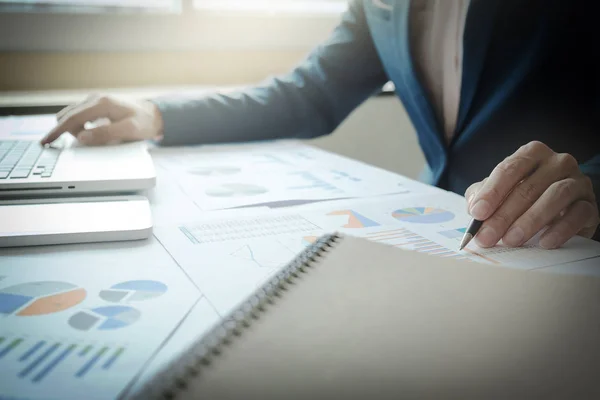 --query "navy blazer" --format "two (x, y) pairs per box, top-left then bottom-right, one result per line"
(155, 0), (600, 213)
